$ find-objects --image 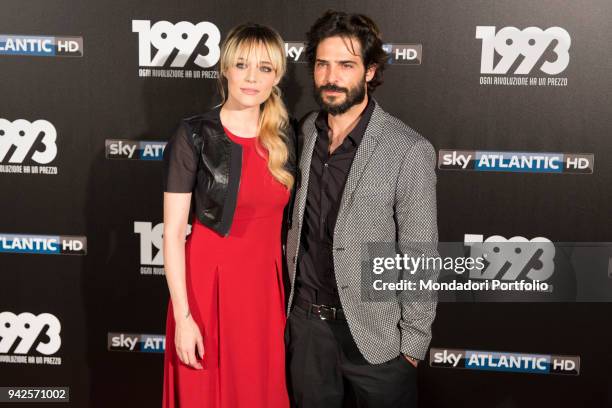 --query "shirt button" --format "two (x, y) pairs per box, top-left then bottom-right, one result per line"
(324, 163), (328, 168)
